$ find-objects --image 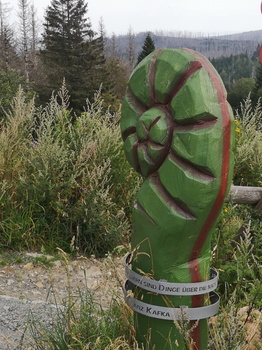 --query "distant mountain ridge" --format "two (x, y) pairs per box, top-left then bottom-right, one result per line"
(213, 30), (262, 42)
(114, 30), (262, 60)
